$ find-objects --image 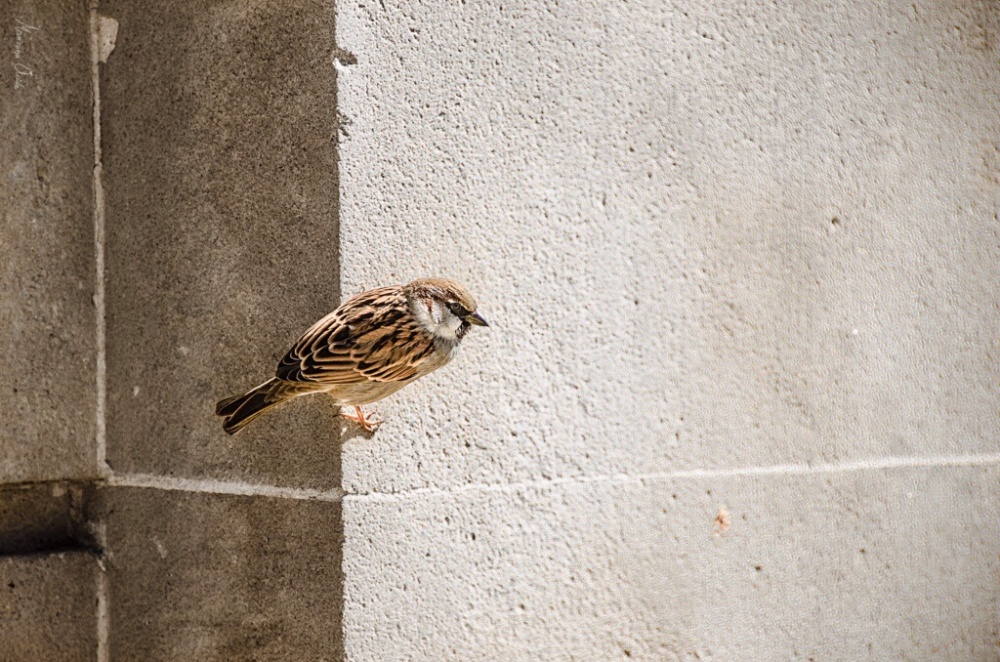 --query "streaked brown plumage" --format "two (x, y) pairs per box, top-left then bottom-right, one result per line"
(215, 278), (487, 434)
